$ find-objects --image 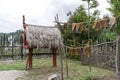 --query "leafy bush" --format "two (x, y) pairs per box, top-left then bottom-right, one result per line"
(66, 52), (81, 60)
